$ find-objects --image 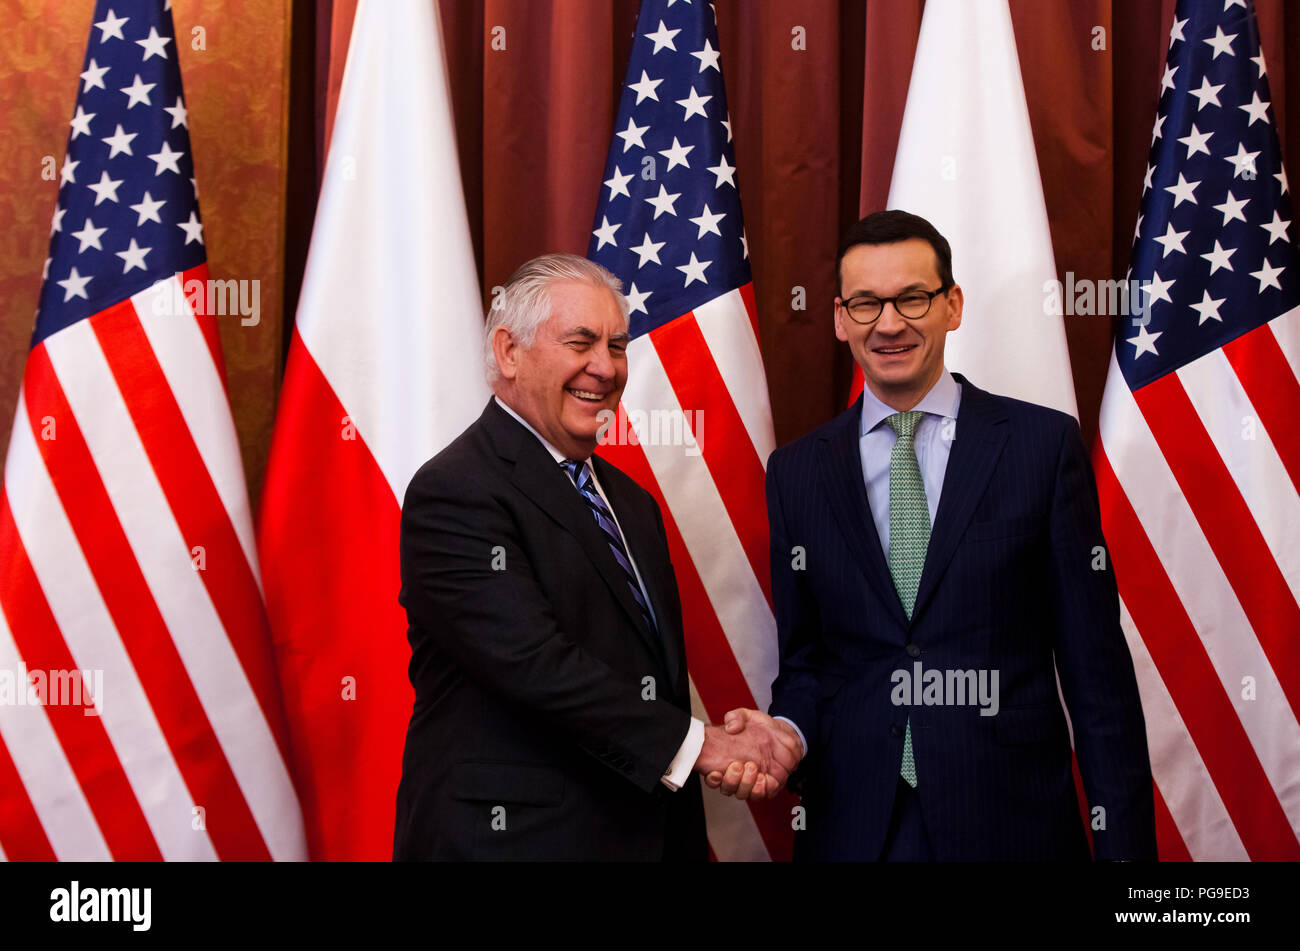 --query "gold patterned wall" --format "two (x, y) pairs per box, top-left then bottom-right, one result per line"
(0, 0), (290, 499)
